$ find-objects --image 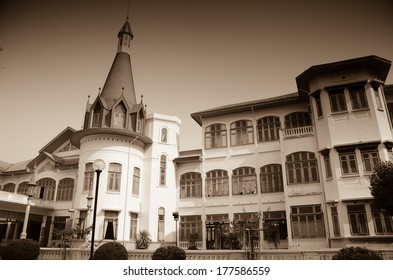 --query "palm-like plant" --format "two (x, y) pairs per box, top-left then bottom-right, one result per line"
(136, 230), (152, 249)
